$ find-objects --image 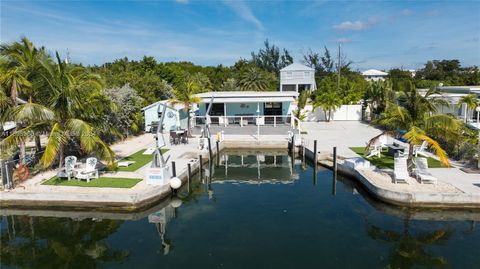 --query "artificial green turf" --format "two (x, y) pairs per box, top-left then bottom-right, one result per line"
(349, 147), (444, 169)
(42, 177), (141, 188)
(115, 148), (169, 172)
